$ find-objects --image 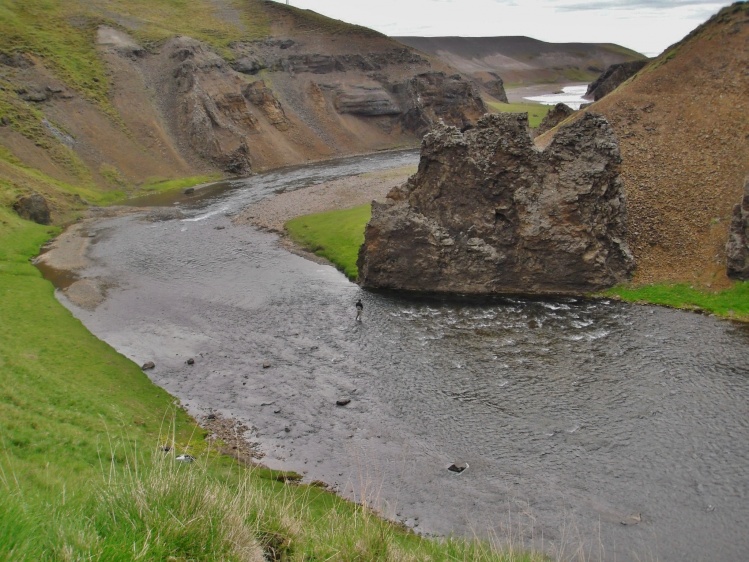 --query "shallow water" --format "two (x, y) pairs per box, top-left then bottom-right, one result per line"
(46, 152), (749, 561)
(524, 84), (589, 110)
